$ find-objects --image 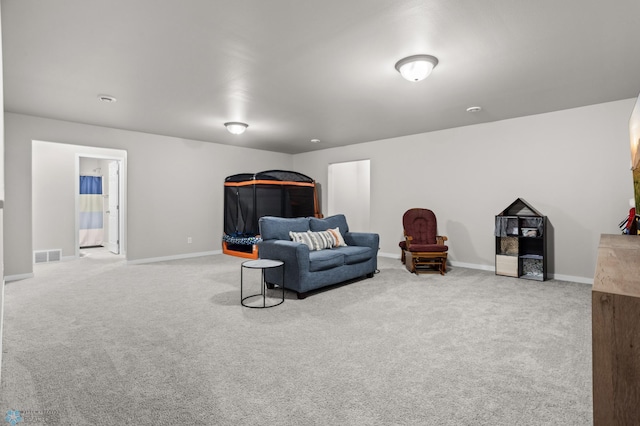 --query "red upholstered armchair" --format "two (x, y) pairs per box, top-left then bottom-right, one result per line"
(399, 208), (448, 274)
